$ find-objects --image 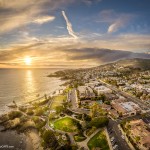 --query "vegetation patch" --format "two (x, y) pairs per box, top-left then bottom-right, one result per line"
(51, 95), (66, 109)
(87, 129), (110, 150)
(54, 117), (80, 132)
(88, 117), (109, 128)
(74, 135), (86, 142)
